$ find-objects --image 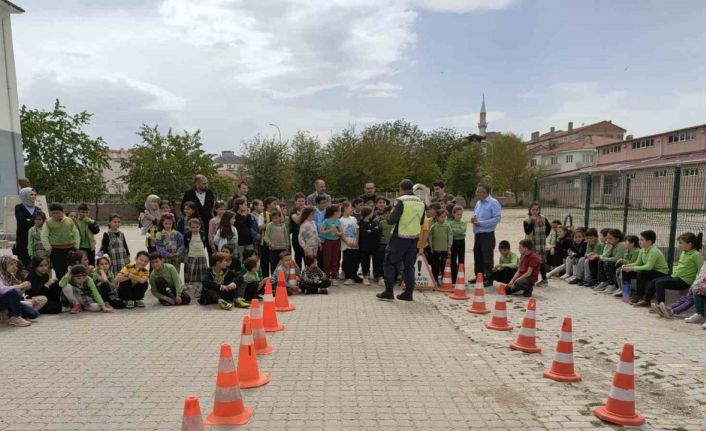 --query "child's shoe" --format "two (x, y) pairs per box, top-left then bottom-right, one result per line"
(8, 316), (31, 327)
(650, 302), (660, 315)
(560, 274), (570, 280)
(568, 278), (581, 285)
(603, 285), (618, 295)
(593, 282), (608, 291)
(70, 303), (82, 314)
(535, 280), (548, 287)
(135, 300), (146, 308)
(657, 302), (673, 318)
(343, 279), (354, 285)
(235, 298), (250, 308)
(125, 300), (135, 309)
(363, 277), (370, 286)
(218, 299), (234, 310)
(318, 288), (328, 295)
(684, 313), (706, 324)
